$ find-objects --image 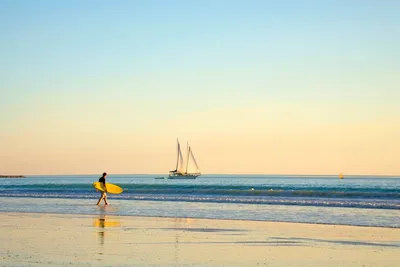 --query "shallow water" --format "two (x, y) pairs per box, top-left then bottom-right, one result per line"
(0, 174), (399, 227)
